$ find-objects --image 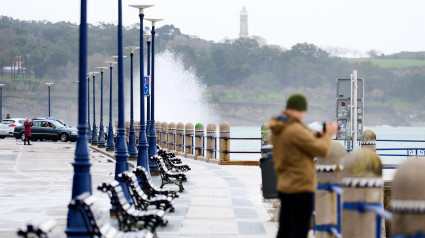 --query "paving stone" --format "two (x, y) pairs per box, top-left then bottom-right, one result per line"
(234, 208), (259, 219)
(237, 221), (267, 235)
(232, 198), (253, 207)
(0, 139), (279, 237)
(189, 196), (232, 206)
(179, 219), (238, 236)
(186, 206), (235, 219)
